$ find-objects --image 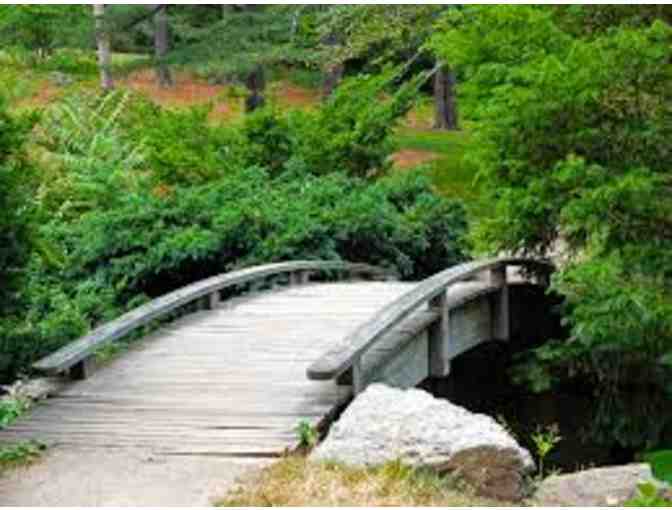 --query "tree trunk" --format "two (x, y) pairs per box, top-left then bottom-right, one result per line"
(153, 5), (173, 88)
(93, 5), (113, 91)
(244, 65), (266, 113)
(323, 63), (344, 97)
(434, 65), (458, 130)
